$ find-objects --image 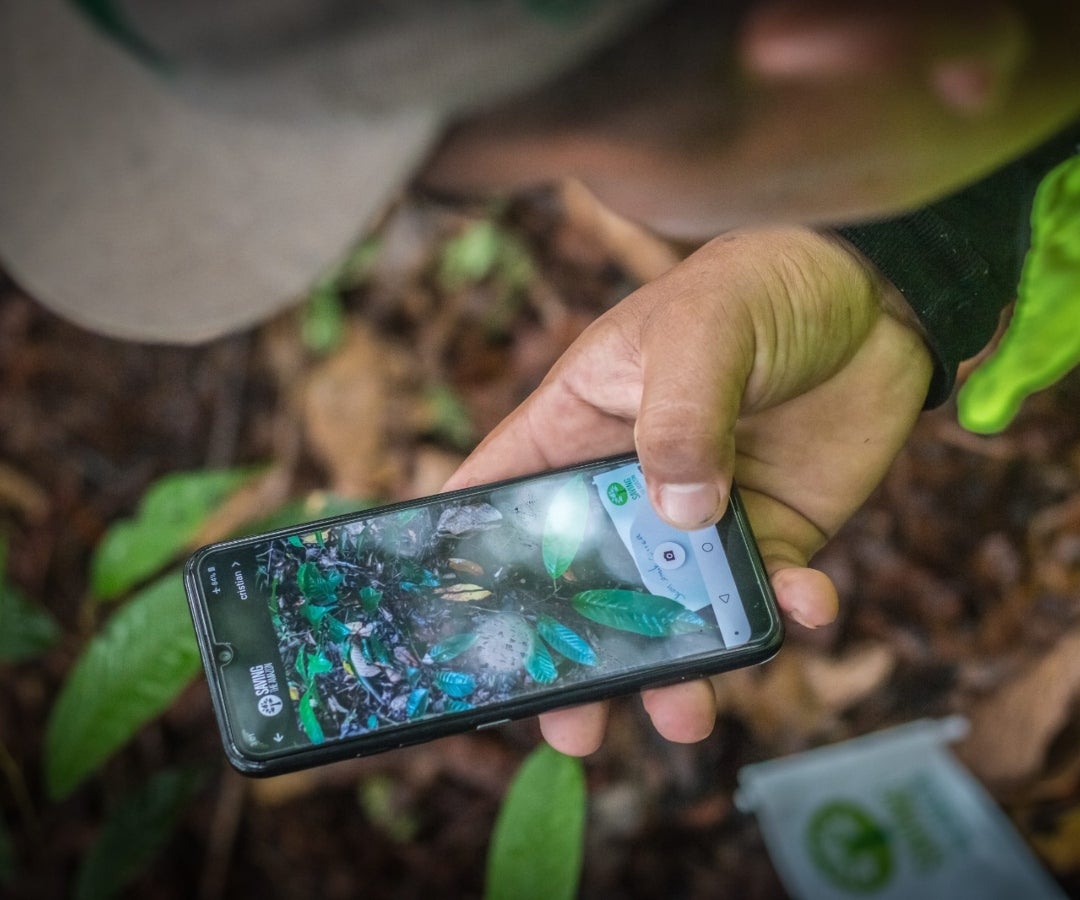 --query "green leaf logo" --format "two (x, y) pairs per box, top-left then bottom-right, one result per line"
(805, 801), (893, 893)
(606, 482), (629, 506)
